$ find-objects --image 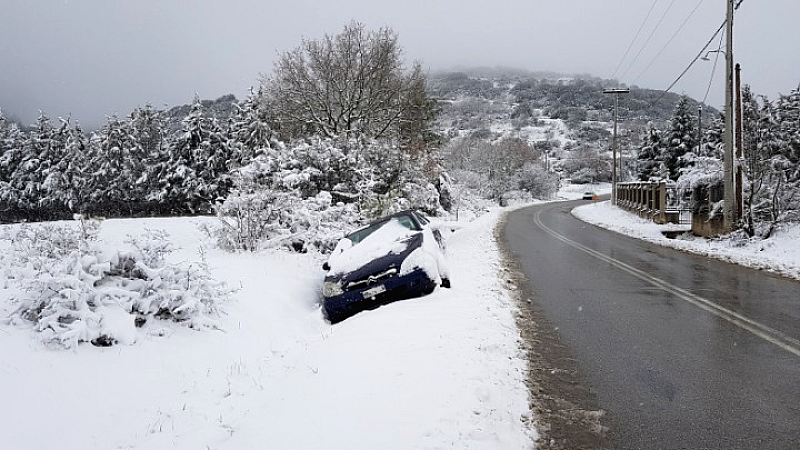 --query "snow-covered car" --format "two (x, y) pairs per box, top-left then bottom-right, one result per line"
(321, 210), (450, 323)
(582, 191), (598, 200)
